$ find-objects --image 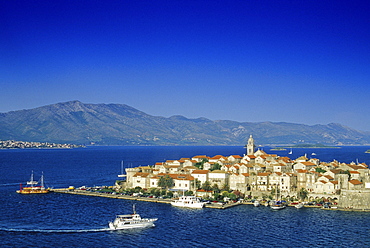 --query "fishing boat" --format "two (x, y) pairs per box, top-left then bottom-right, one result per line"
(270, 201), (286, 210)
(109, 204), (158, 230)
(16, 171), (49, 194)
(270, 185), (285, 210)
(171, 195), (205, 208)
